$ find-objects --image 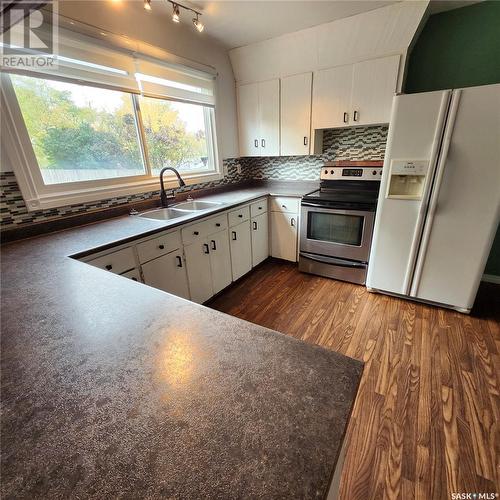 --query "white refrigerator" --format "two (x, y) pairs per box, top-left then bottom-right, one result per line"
(367, 84), (500, 313)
